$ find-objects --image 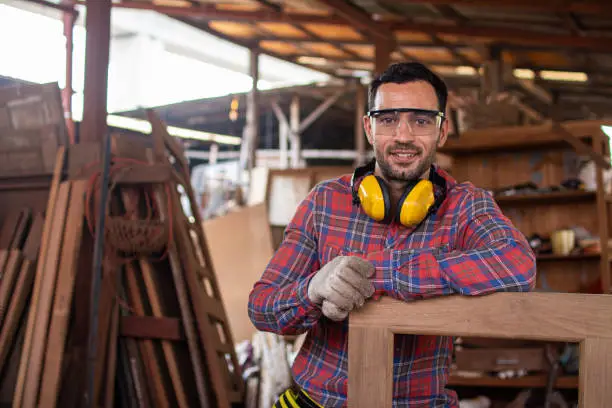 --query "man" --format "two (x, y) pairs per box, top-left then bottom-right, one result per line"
(248, 62), (536, 407)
